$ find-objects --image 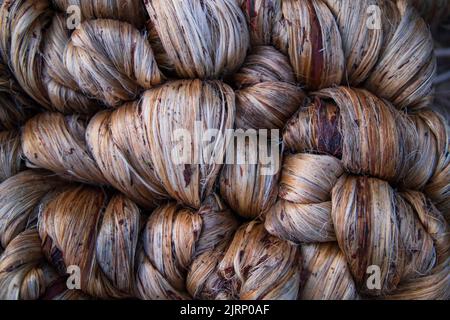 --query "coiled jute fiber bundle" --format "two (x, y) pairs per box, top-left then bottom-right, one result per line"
(0, 0), (448, 300)
(0, 53), (35, 182)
